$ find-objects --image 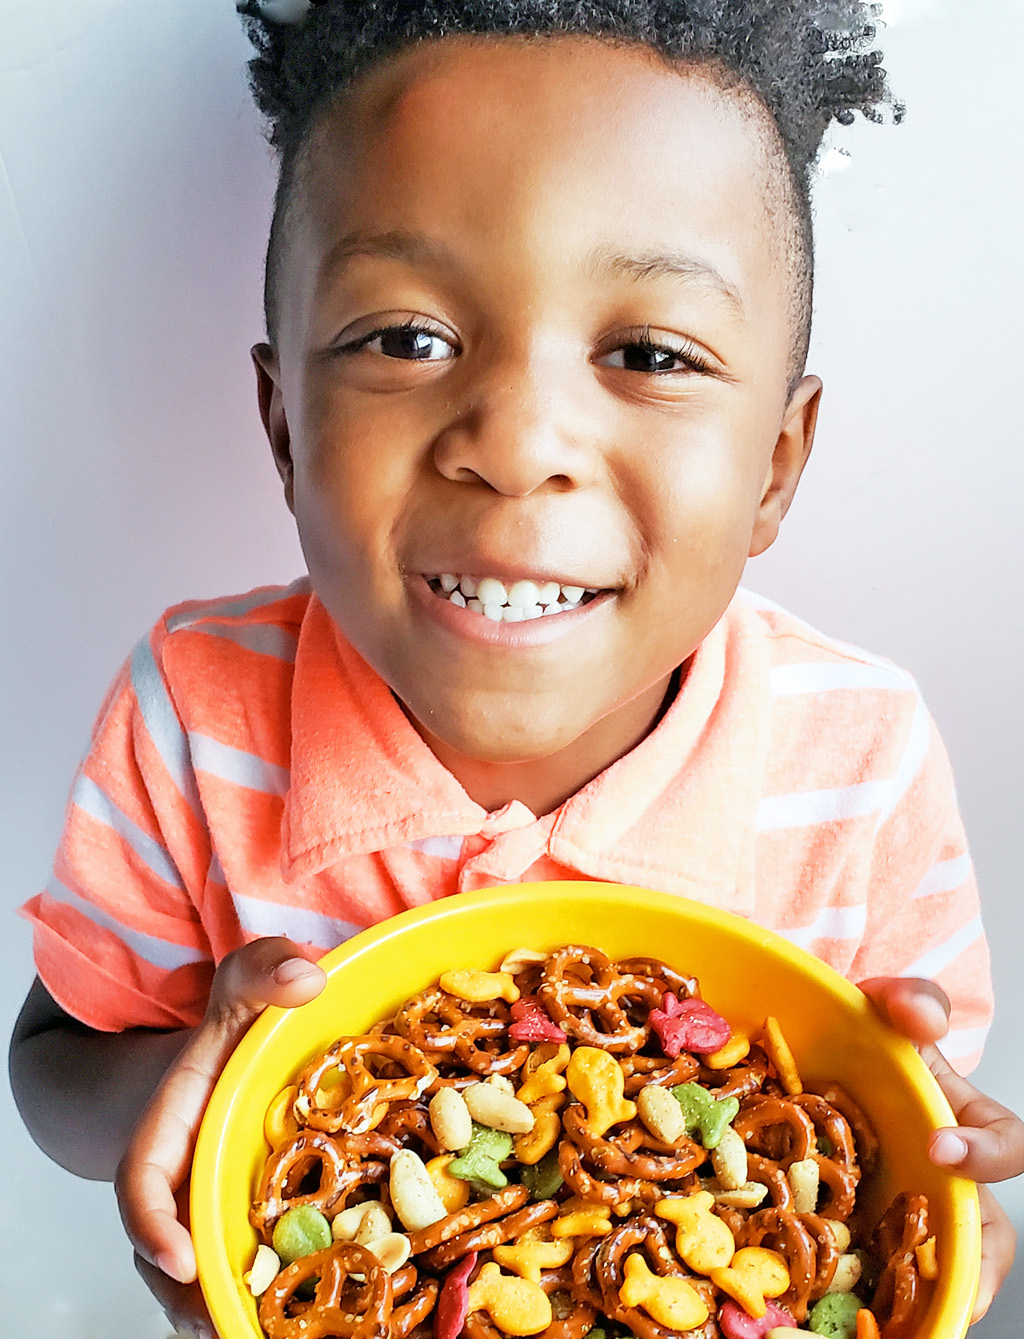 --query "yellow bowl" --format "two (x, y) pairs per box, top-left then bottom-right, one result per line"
(191, 881), (980, 1338)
